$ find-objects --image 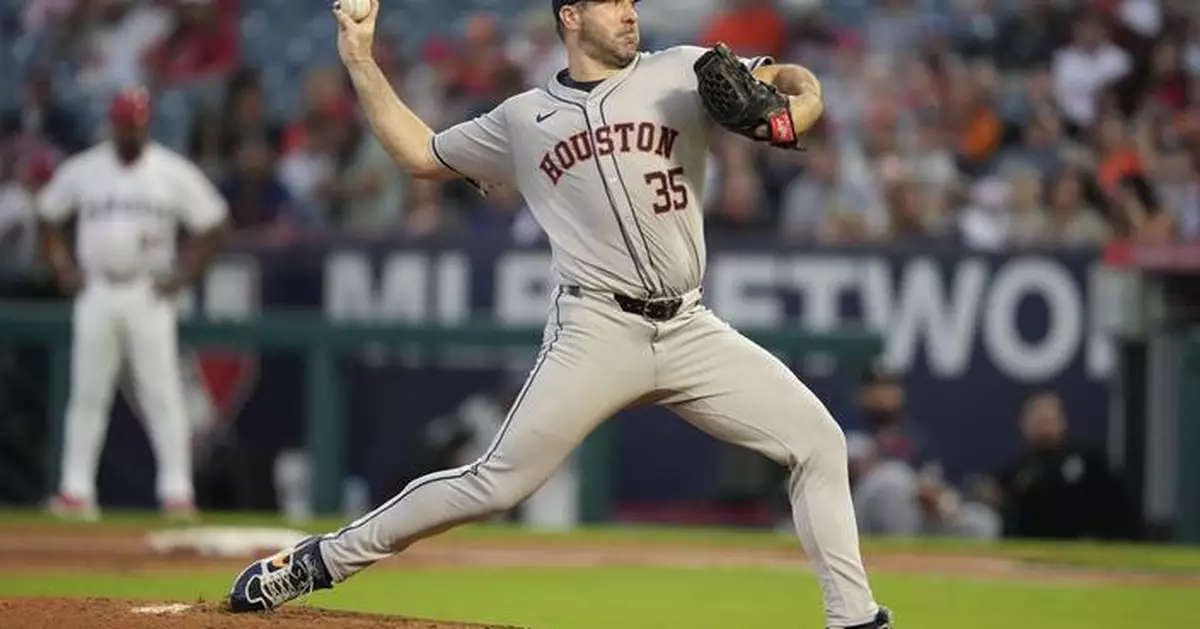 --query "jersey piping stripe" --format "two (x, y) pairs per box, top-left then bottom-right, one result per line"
(545, 91), (655, 297)
(681, 218), (703, 287)
(597, 89), (670, 297)
(327, 288), (566, 541)
(429, 134), (485, 193)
